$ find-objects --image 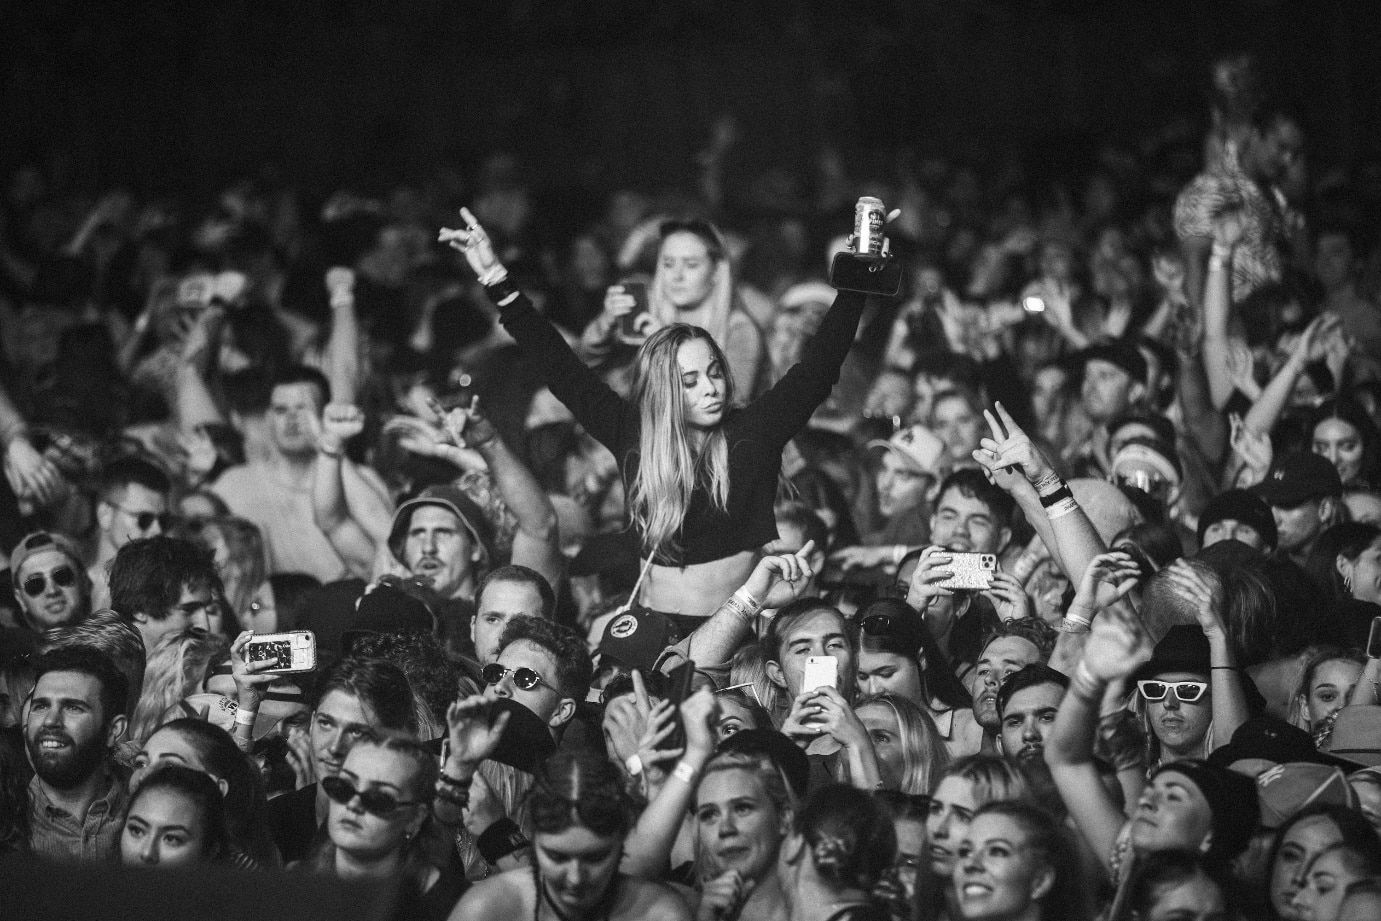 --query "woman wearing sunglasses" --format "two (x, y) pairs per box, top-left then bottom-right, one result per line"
(450, 749), (691, 921)
(309, 732), (463, 919)
(852, 597), (978, 758)
(1047, 598), (1258, 896)
(441, 208), (876, 620)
